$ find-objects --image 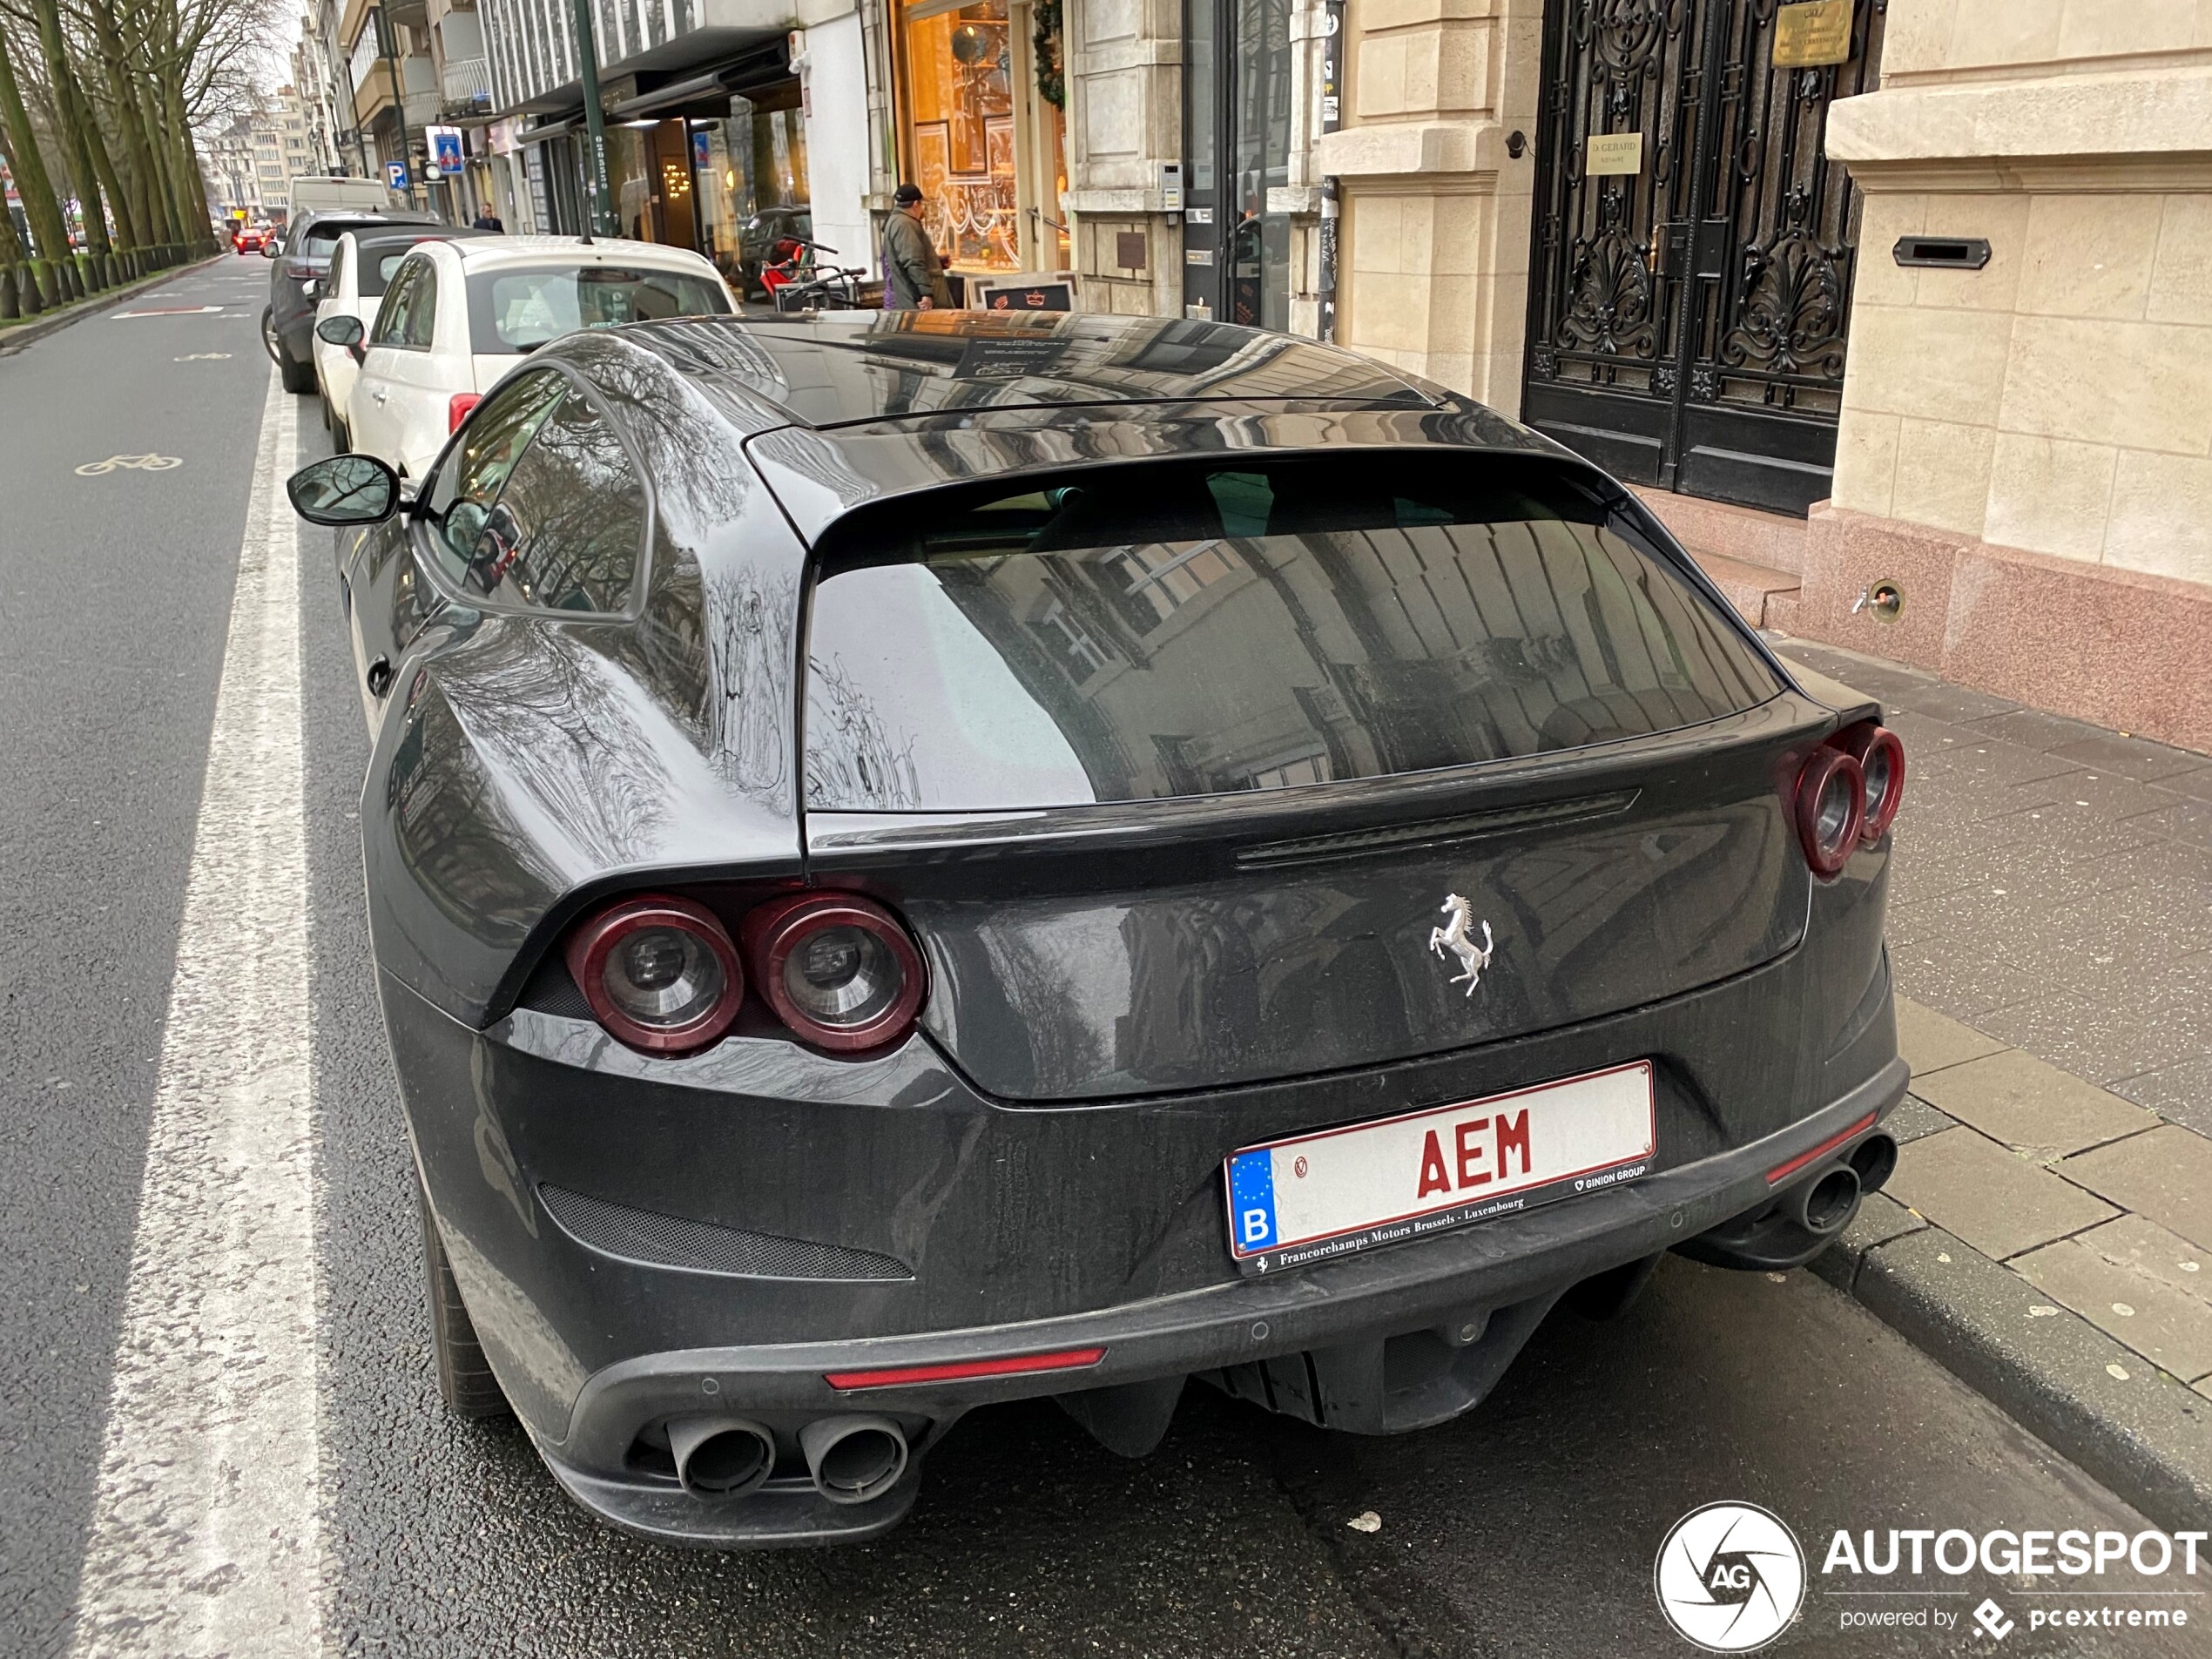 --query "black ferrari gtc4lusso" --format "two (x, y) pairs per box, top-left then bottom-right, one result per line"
(287, 309), (1908, 1547)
